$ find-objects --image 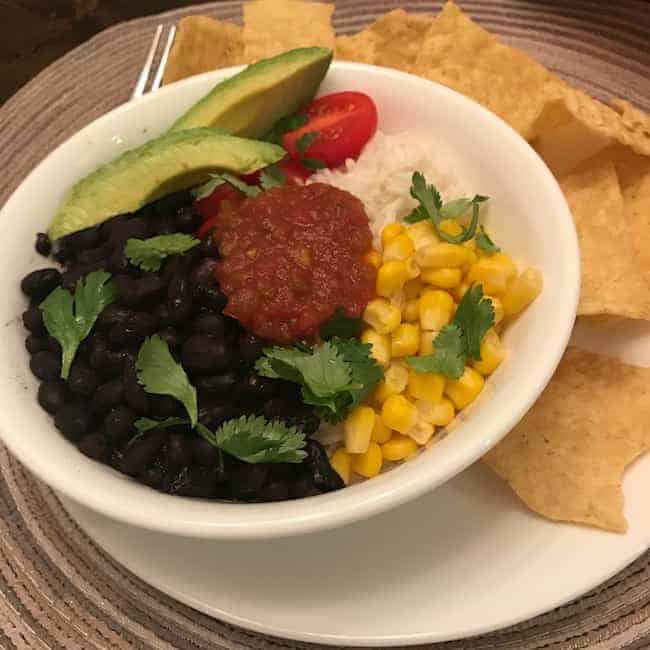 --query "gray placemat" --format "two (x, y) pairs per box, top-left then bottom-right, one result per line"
(1, 2), (649, 647)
